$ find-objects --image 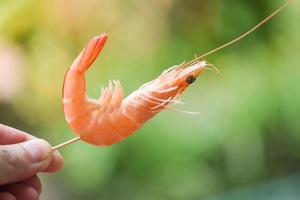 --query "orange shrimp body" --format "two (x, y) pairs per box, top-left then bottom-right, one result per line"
(63, 33), (207, 146)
